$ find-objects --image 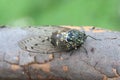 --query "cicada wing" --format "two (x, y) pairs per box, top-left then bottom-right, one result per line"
(18, 36), (57, 53)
